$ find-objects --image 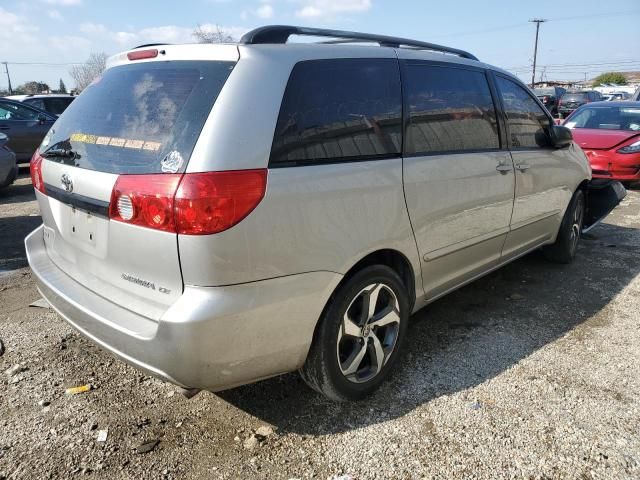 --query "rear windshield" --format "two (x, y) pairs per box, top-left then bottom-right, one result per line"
(534, 88), (555, 96)
(565, 106), (640, 131)
(41, 61), (234, 174)
(561, 93), (587, 102)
